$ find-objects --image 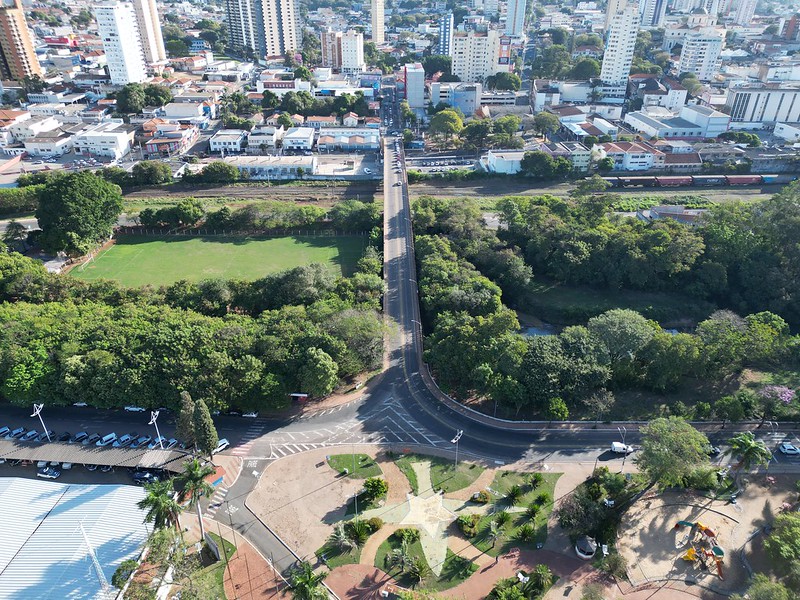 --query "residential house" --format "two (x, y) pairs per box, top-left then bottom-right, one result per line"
(342, 112), (359, 127)
(595, 141), (665, 171)
(282, 127), (316, 150)
(209, 129), (248, 153)
(316, 128), (381, 151)
(541, 141), (592, 172)
(143, 123), (200, 158)
(306, 116), (339, 129)
(248, 126), (285, 150)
